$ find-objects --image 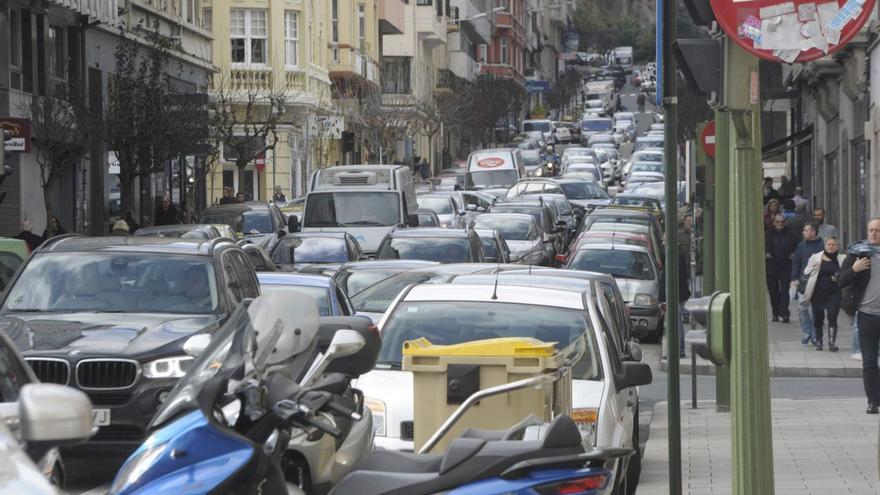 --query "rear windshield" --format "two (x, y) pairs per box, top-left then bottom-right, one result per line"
(377, 238), (473, 264)
(271, 237), (348, 264)
(582, 120), (612, 131)
(523, 121), (551, 133)
(568, 249), (654, 281)
(473, 216), (538, 241)
(417, 197), (454, 215)
(559, 181), (609, 200)
(350, 271), (451, 313)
